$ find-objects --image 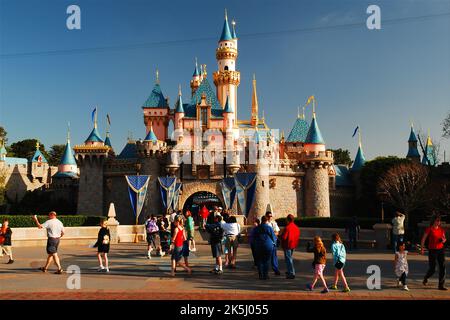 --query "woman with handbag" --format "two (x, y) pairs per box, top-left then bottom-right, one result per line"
(330, 233), (350, 292)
